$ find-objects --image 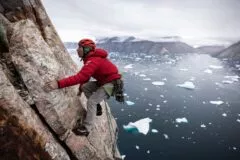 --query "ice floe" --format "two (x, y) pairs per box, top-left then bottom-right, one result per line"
(209, 101), (224, 105)
(163, 134), (169, 139)
(224, 75), (239, 82)
(209, 65), (223, 69)
(237, 119), (240, 123)
(147, 150), (150, 154)
(151, 129), (159, 133)
(139, 74), (147, 77)
(222, 80), (234, 84)
(121, 155), (126, 160)
(136, 145), (140, 150)
(152, 81), (165, 86)
(143, 78), (151, 81)
(126, 101), (135, 106)
(179, 68), (189, 71)
(123, 117), (152, 135)
(222, 113), (227, 117)
(124, 64), (133, 69)
(200, 124), (206, 128)
(176, 117), (188, 123)
(177, 81), (195, 90)
(204, 69), (213, 74)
